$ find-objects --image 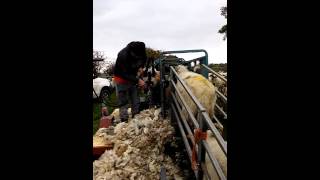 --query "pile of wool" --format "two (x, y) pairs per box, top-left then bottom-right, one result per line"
(93, 108), (183, 180)
(111, 108), (132, 120)
(93, 127), (115, 147)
